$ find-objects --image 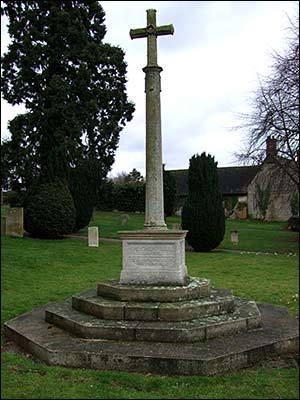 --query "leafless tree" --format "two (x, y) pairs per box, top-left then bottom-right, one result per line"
(234, 7), (299, 187)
